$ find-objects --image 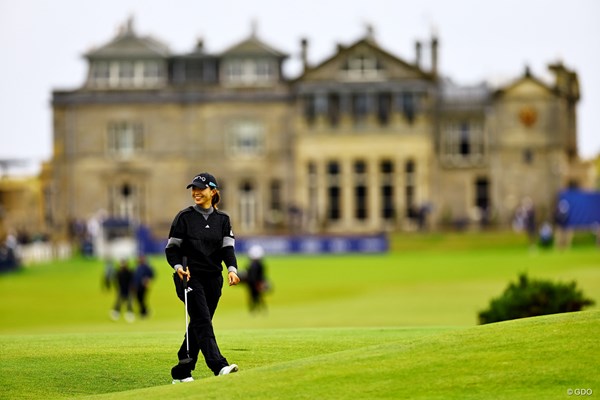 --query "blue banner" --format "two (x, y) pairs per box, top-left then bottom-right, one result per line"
(236, 234), (389, 255)
(557, 190), (600, 229)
